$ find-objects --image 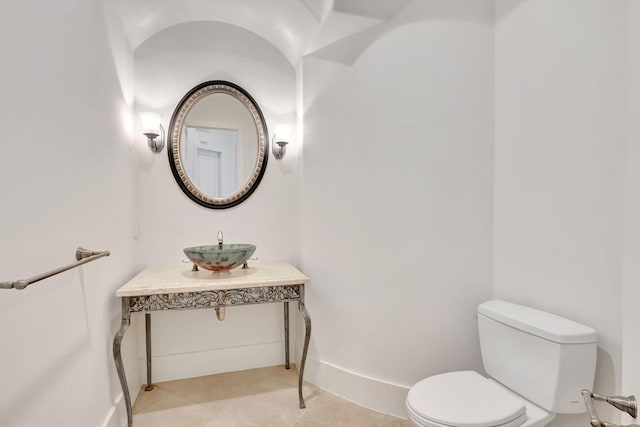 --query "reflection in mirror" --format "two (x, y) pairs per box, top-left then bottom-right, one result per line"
(168, 81), (268, 209)
(181, 93), (258, 198)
